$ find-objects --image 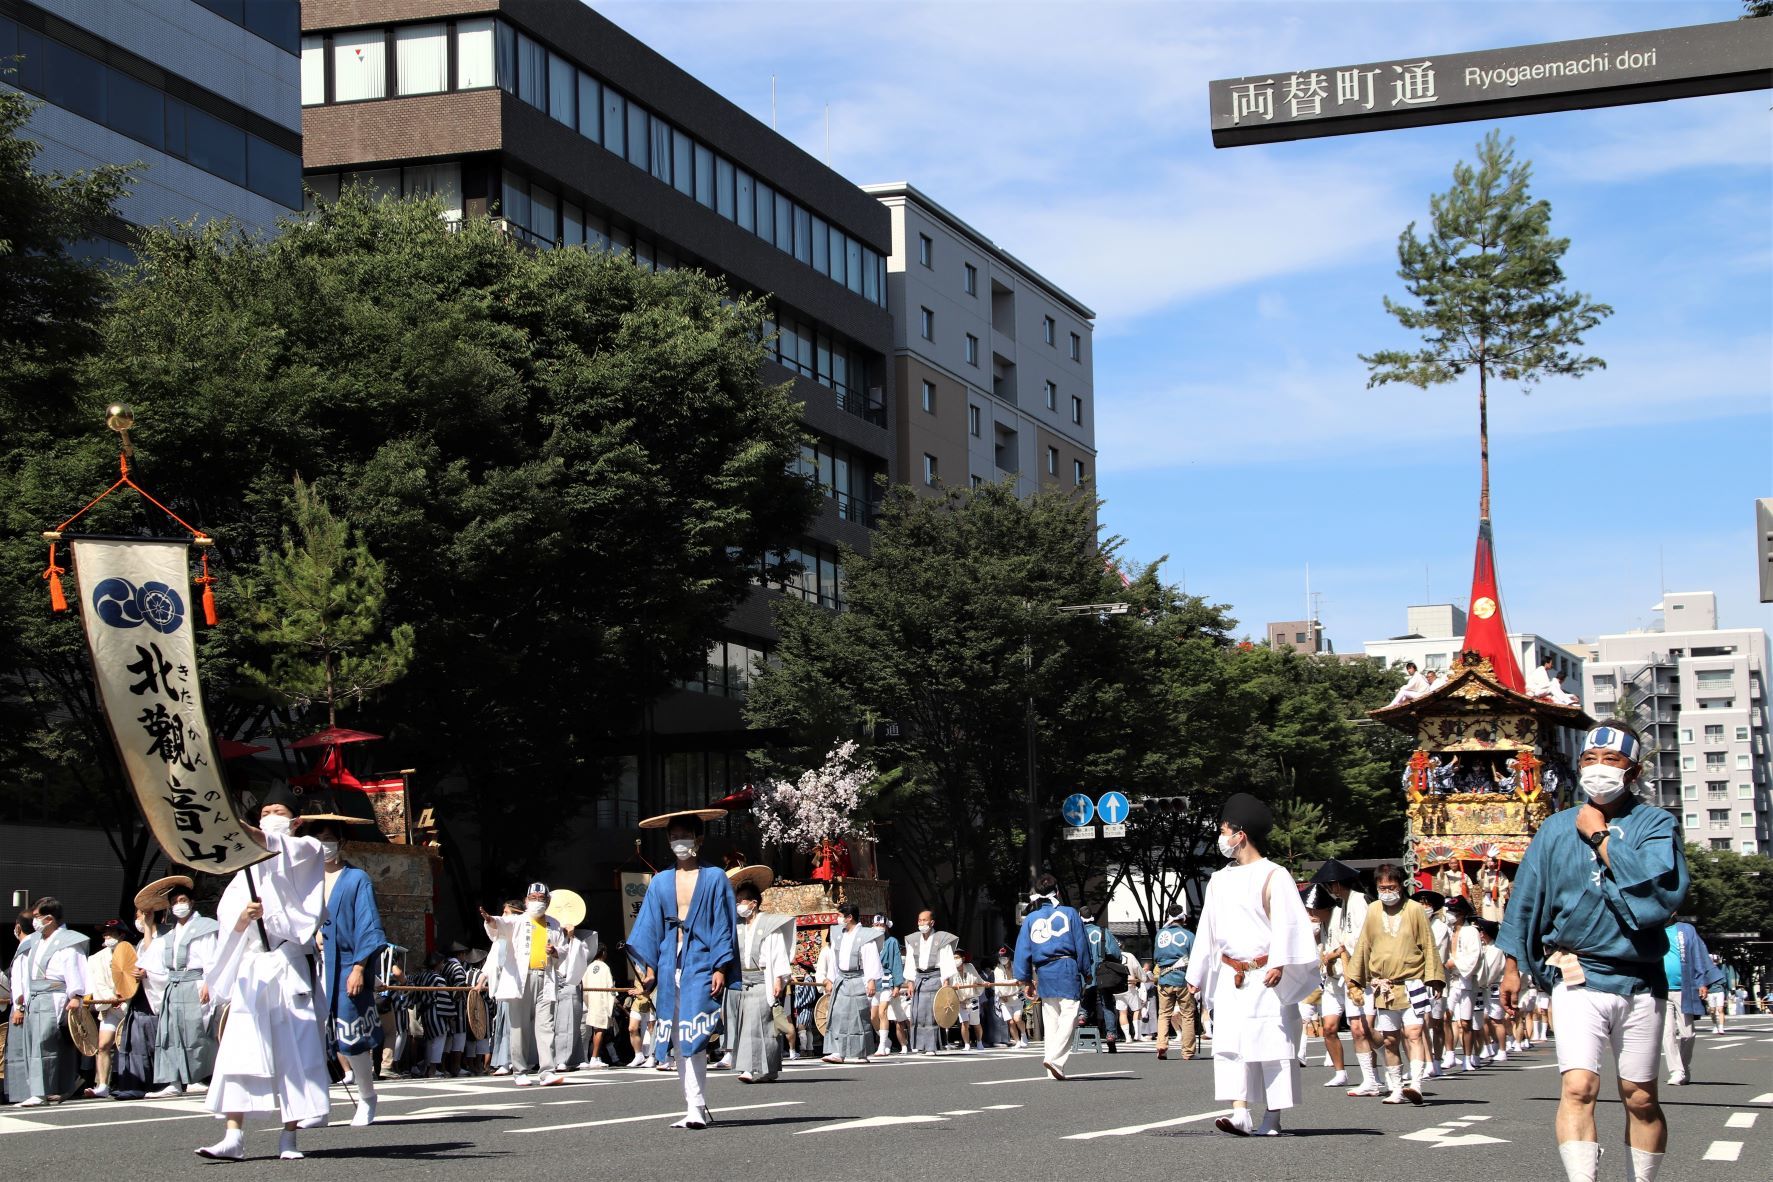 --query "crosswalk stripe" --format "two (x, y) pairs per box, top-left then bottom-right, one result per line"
(1724, 1111), (1757, 1129)
(517, 1100), (801, 1133)
(975, 1069), (1132, 1086)
(1064, 1108), (1229, 1139)
(1701, 1140), (1742, 1162)
(794, 1114), (946, 1134)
